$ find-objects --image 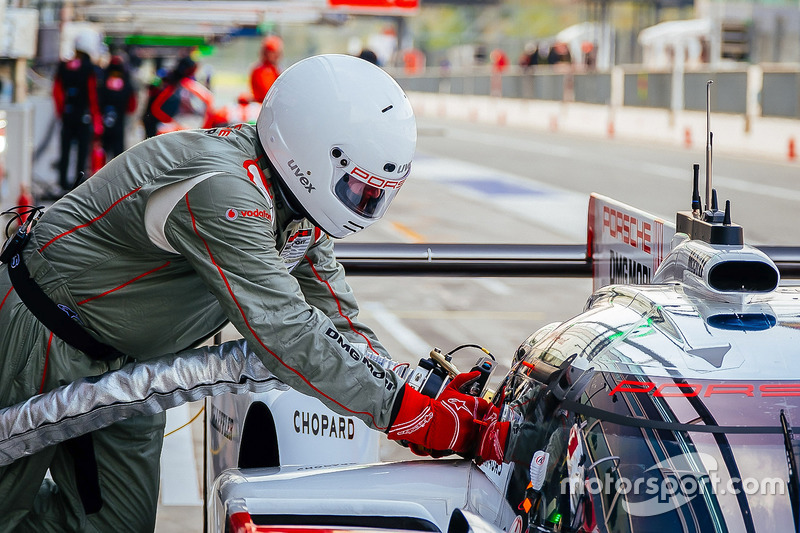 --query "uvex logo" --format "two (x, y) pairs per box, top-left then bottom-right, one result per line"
(287, 160), (315, 193)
